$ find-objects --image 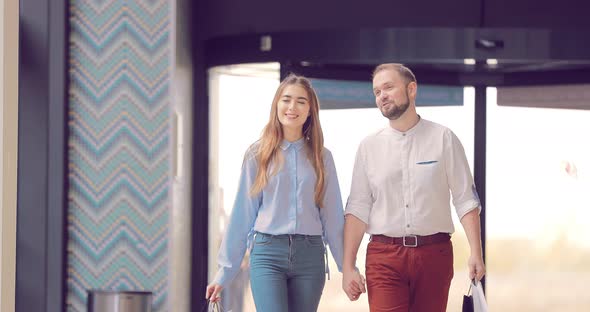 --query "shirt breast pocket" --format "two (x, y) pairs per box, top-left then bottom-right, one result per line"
(414, 160), (443, 181)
